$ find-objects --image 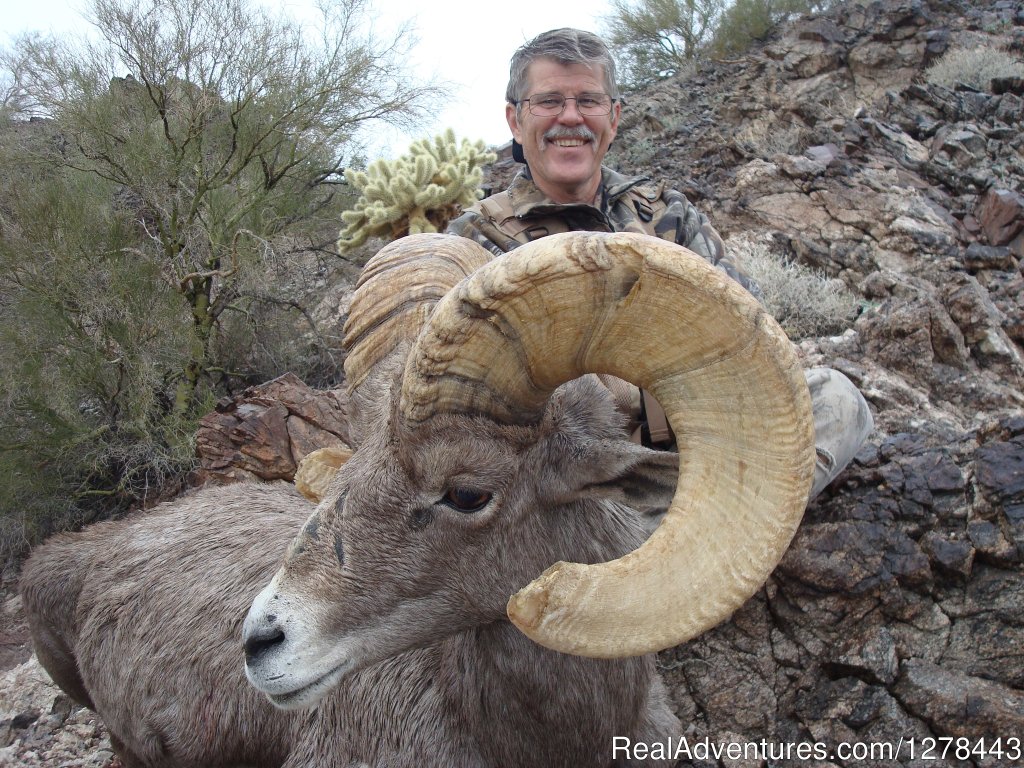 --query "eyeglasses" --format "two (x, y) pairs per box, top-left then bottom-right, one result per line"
(515, 93), (615, 117)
